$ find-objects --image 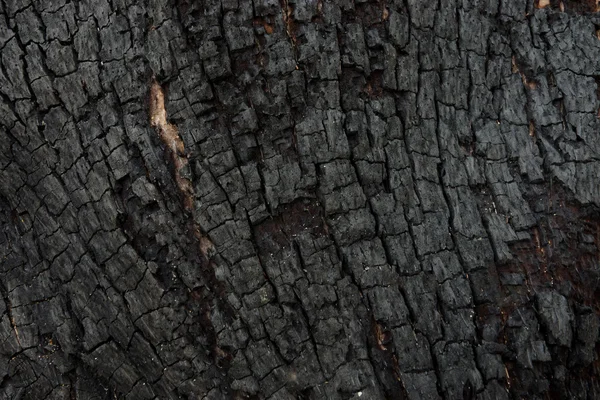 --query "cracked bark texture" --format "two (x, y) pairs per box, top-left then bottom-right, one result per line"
(1, 0), (600, 399)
